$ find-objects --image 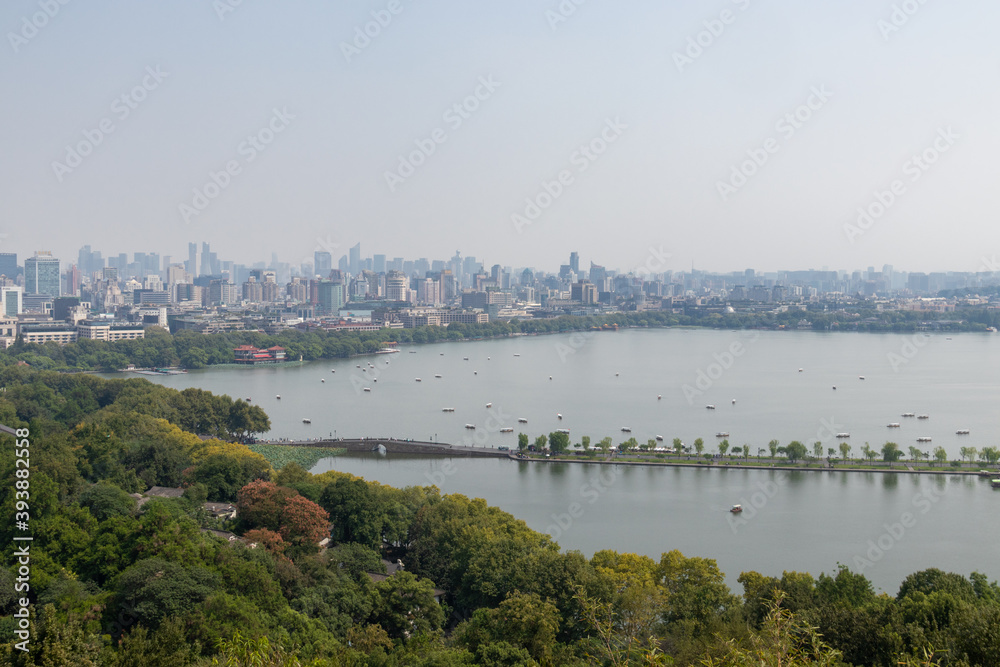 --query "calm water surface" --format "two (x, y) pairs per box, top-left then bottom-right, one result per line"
(136, 329), (1000, 591)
